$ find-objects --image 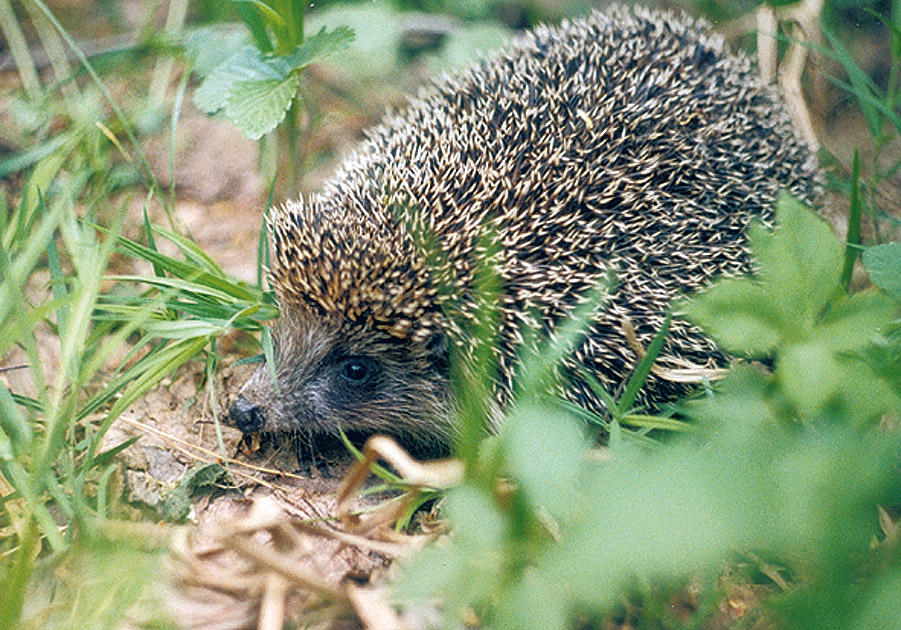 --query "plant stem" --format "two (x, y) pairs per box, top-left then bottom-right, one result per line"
(149, 0), (188, 108)
(284, 94), (301, 196)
